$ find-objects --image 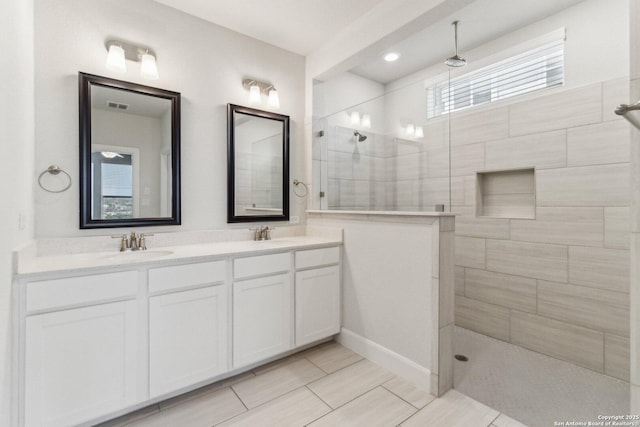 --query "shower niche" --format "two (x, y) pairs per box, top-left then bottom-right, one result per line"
(476, 168), (535, 219)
